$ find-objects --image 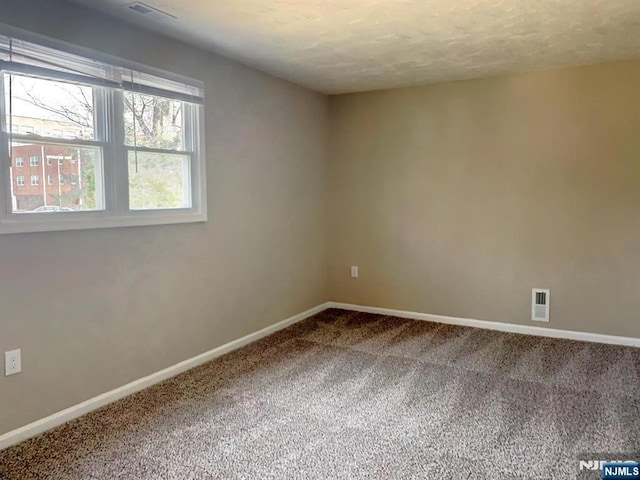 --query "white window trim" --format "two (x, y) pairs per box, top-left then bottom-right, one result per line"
(0, 25), (207, 235)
